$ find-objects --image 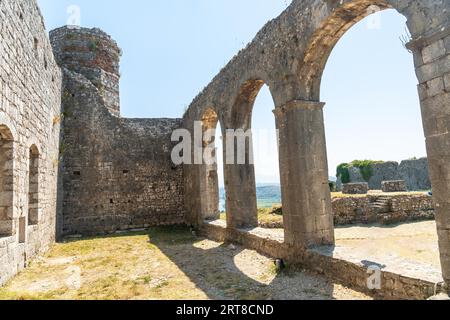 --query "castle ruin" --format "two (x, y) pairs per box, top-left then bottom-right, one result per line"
(1, 0), (450, 299)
